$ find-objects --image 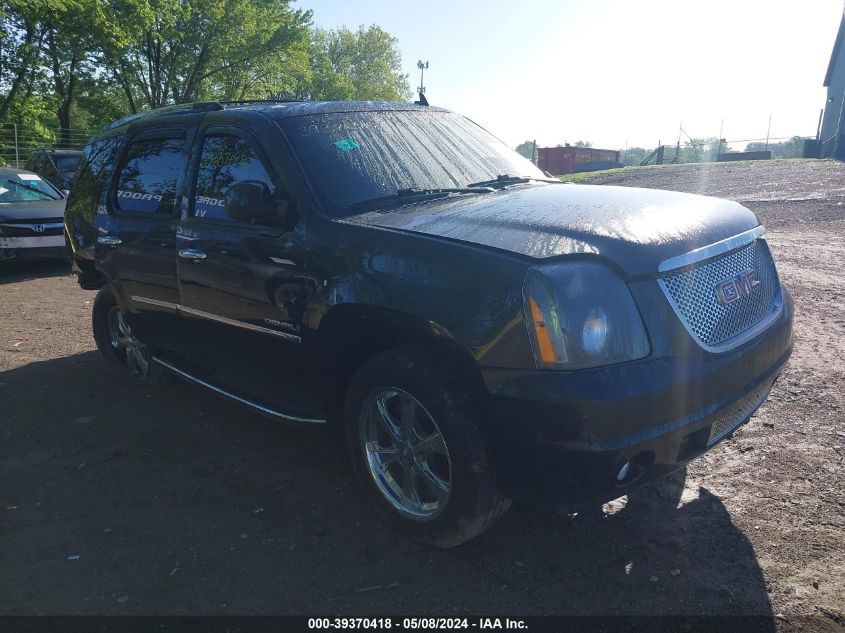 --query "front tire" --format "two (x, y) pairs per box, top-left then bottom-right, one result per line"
(92, 287), (161, 385)
(344, 347), (510, 548)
